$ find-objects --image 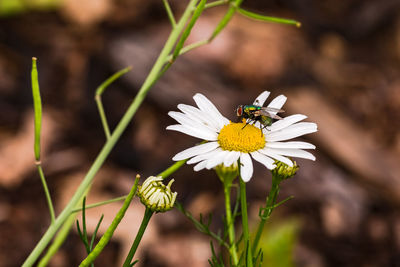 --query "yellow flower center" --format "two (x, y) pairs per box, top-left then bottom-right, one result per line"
(218, 122), (266, 153)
